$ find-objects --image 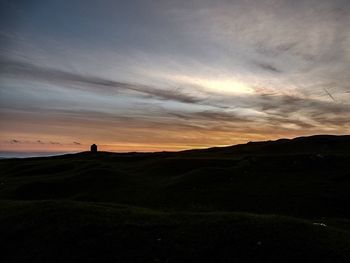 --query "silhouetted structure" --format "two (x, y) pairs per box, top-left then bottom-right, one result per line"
(90, 144), (97, 153)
